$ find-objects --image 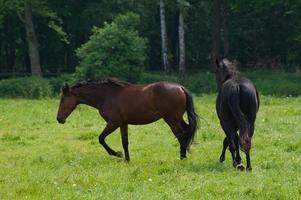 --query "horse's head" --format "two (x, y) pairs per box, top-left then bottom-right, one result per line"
(215, 58), (235, 85)
(57, 83), (78, 124)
